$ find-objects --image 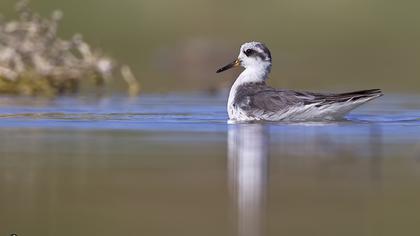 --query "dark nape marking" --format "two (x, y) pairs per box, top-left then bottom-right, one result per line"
(256, 43), (272, 61)
(255, 51), (269, 61)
